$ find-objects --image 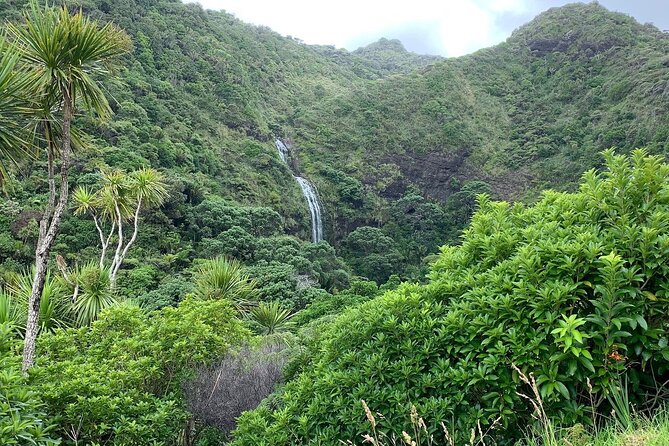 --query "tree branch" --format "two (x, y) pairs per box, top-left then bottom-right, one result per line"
(91, 213), (108, 268)
(113, 195), (142, 283)
(101, 219), (116, 269)
(110, 201), (124, 287)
